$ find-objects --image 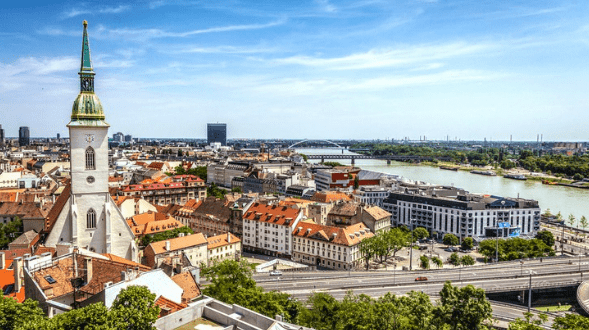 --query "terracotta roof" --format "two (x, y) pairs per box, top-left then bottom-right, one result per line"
(0, 191), (18, 203)
(45, 182), (71, 232)
(147, 233), (207, 255)
(243, 203), (301, 226)
(363, 205), (392, 220)
(127, 212), (184, 237)
(0, 202), (47, 219)
(0, 258), (25, 303)
(171, 272), (201, 303)
(311, 191), (352, 203)
(292, 222), (374, 246)
(101, 253), (151, 271)
(108, 176), (124, 182)
(207, 233), (240, 250)
(155, 203), (183, 216)
(329, 201), (359, 217)
(147, 162), (165, 170)
(155, 295), (186, 317)
(192, 197), (231, 220)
